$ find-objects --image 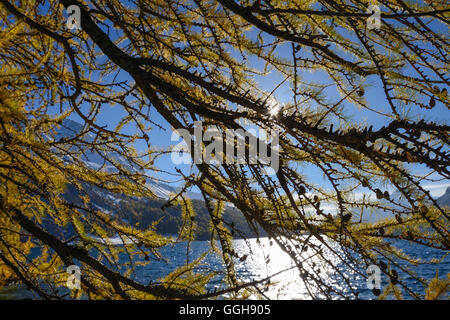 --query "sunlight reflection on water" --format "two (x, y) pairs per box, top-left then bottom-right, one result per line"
(232, 237), (309, 299)
(229, 237), (356, 299)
